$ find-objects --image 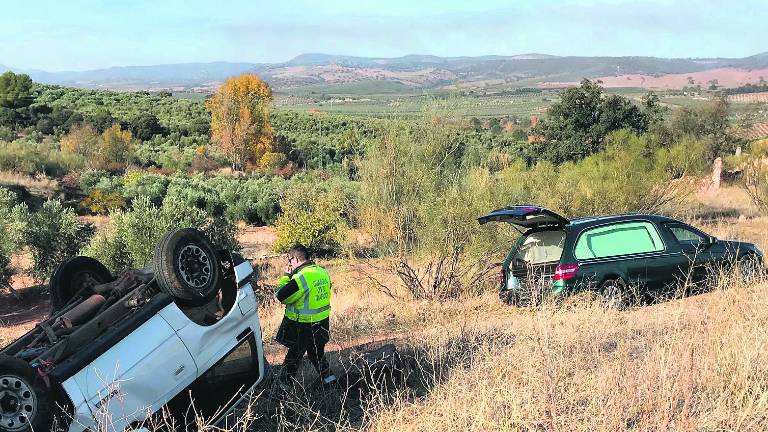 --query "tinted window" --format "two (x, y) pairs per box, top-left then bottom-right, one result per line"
(574, 221), (665, 259)
(667, 225), (705, 244)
